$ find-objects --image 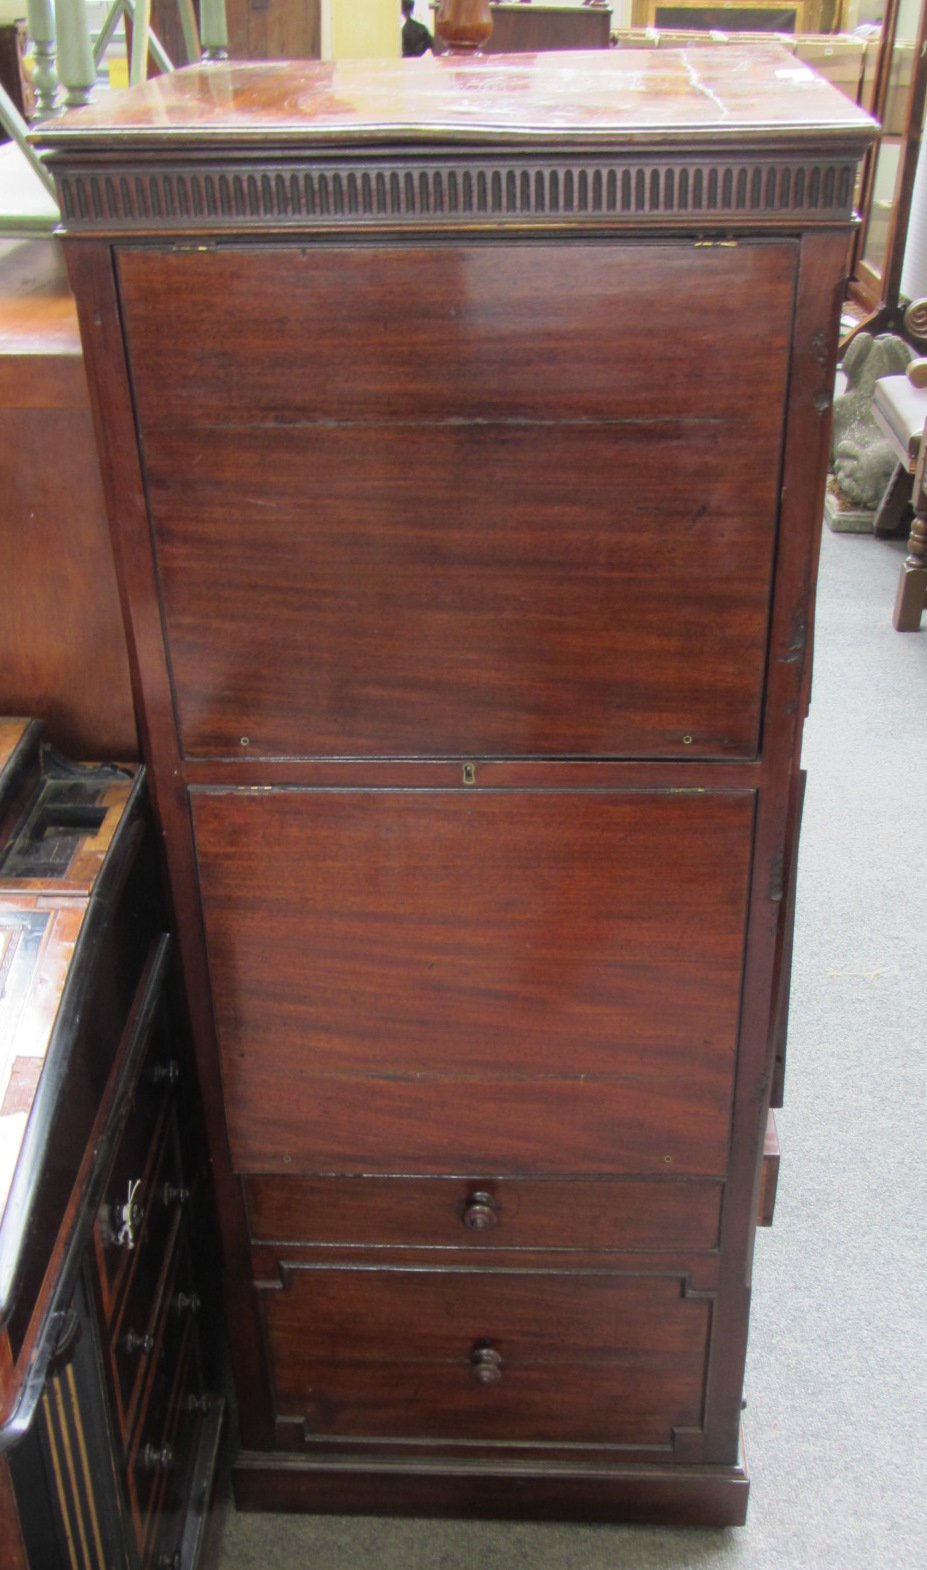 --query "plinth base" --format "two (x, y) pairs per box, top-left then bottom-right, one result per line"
(825, 491), (875, 533)
(232, 1445), (750, 1527)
